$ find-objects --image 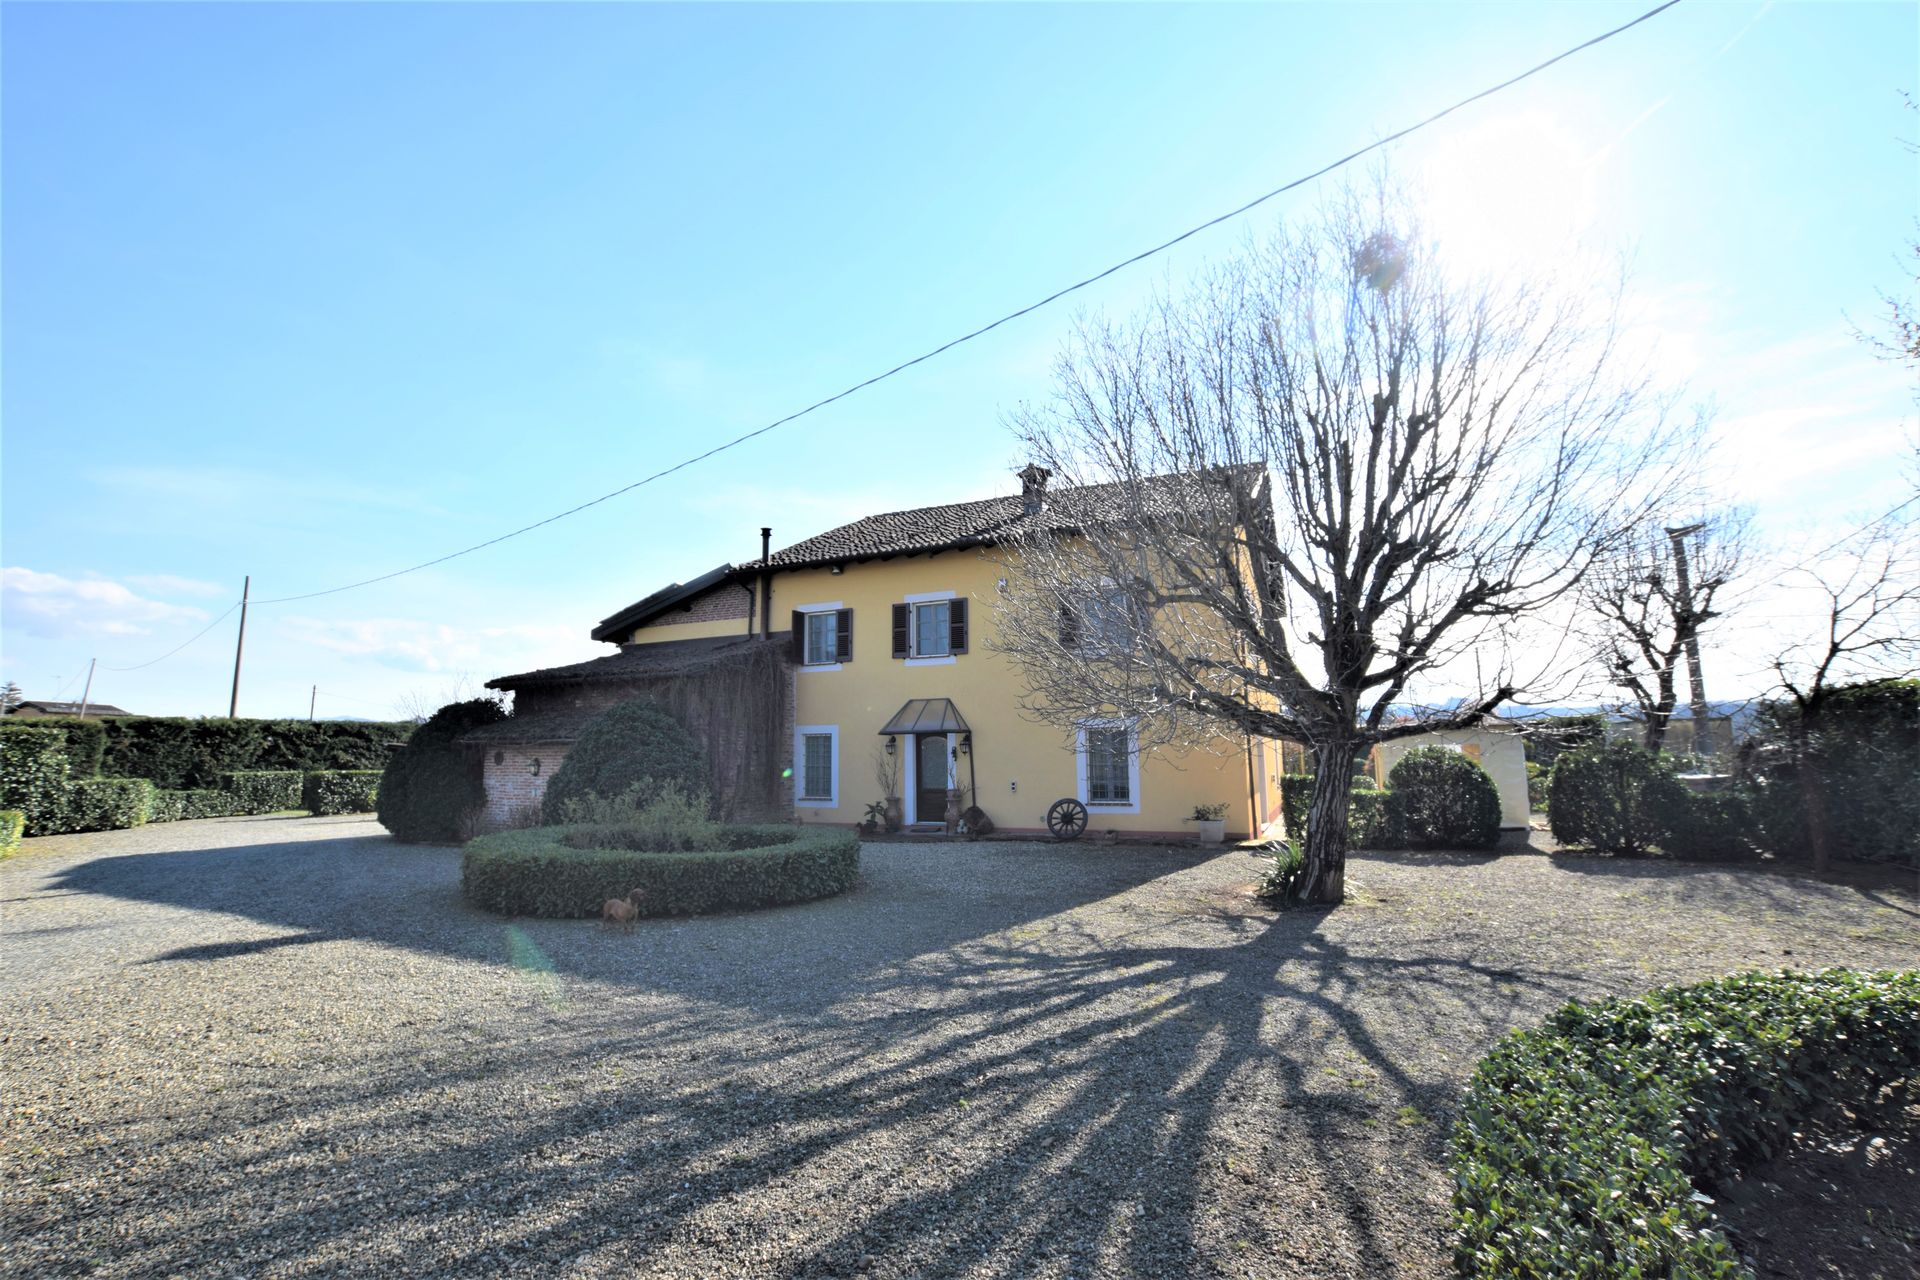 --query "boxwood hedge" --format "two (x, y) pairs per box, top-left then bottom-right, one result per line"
(1450, 968), (1920, 1279)
(218, 770), (304, 814)
(462, 823), (860, 918)
(302, 769), (380, 815)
